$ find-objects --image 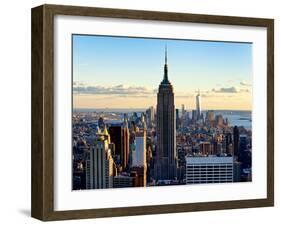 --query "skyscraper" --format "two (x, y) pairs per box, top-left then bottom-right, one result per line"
(176, 108), (180, 130)
(108, 125), (122, 163)
(85, 128), (115, 189)
(98, 117), (105, 130)
(233, 126), (240, 158)
(191, 110), (197, 121)
(123, 118), (130, 169)
(156, 47), (177, 180)
(145, 106), (155, 127)
(108, 122), (129, 169)
(181, 104), (186, 118)
(225, 132), (232, 155)
(216, 114), (224, 127)
(206, 110), (215, 123)
(133, 130), (147, 167)
(196, 90), (201, 120)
